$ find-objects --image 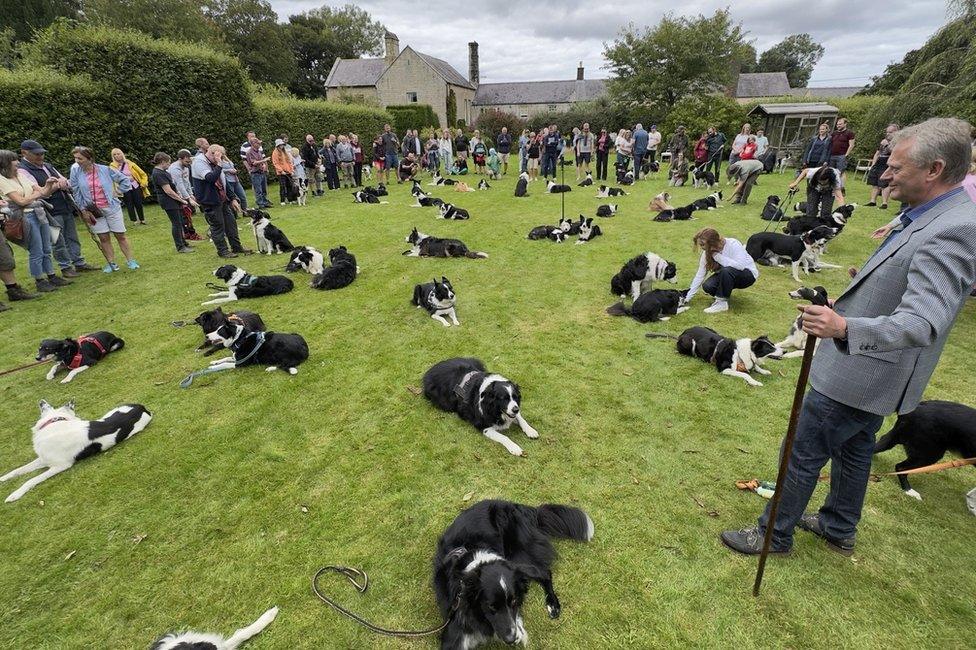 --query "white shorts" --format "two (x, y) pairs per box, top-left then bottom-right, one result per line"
(91, 206), (126, 234)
